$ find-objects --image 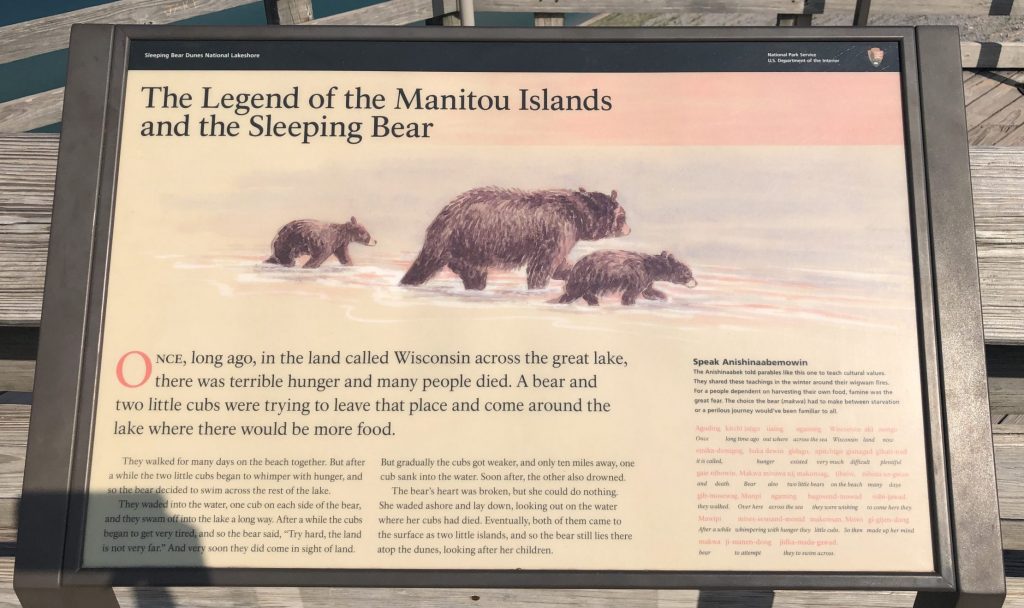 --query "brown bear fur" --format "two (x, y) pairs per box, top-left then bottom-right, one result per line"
(400, 187), (630, 290)
(558, 250), (696, 306)
(264, 217), (376, 269)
